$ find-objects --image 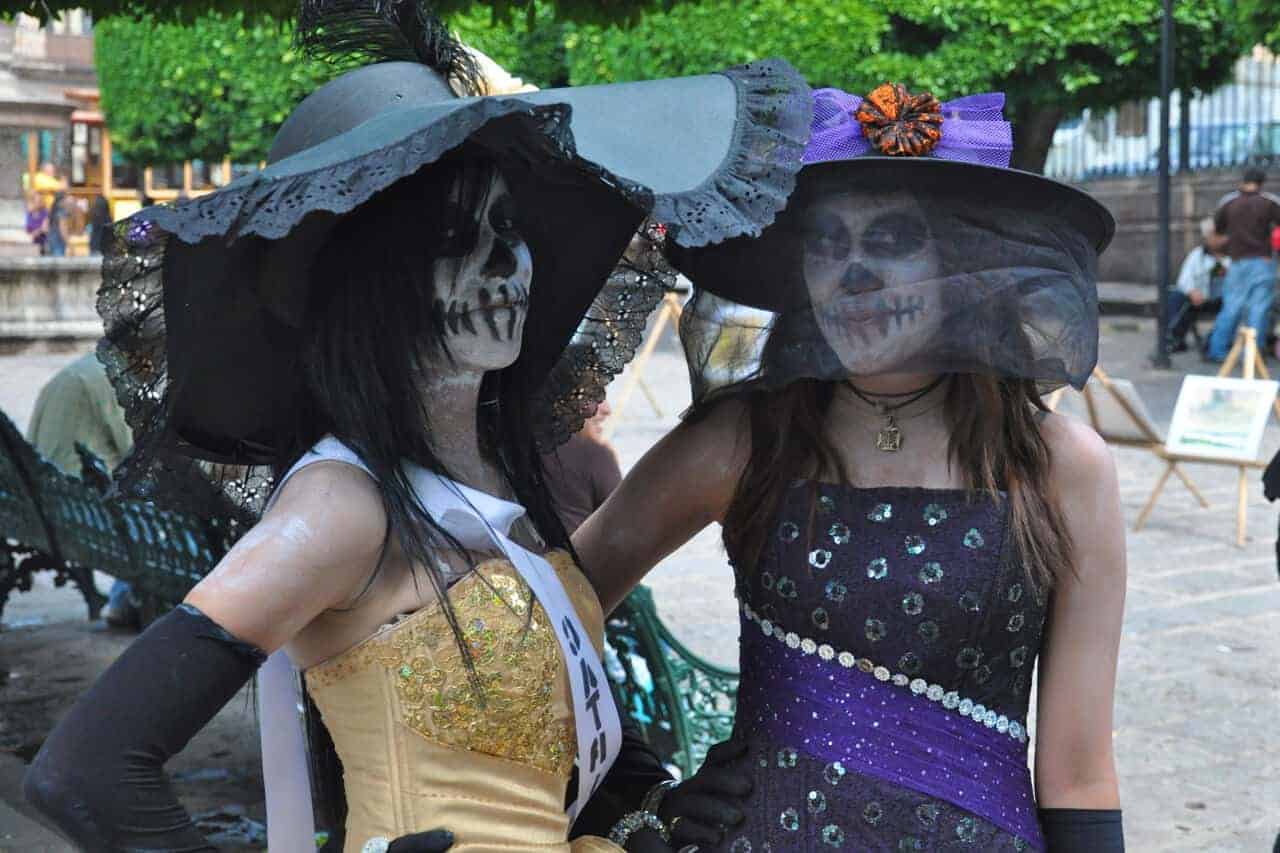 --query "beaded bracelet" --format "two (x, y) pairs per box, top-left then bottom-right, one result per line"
(608, 810), (669, 847)
(640, 778), (679, 815)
